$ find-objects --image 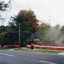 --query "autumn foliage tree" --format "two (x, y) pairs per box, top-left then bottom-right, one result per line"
(16, 9), (39, 32)
(12, 9), (39, 46)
